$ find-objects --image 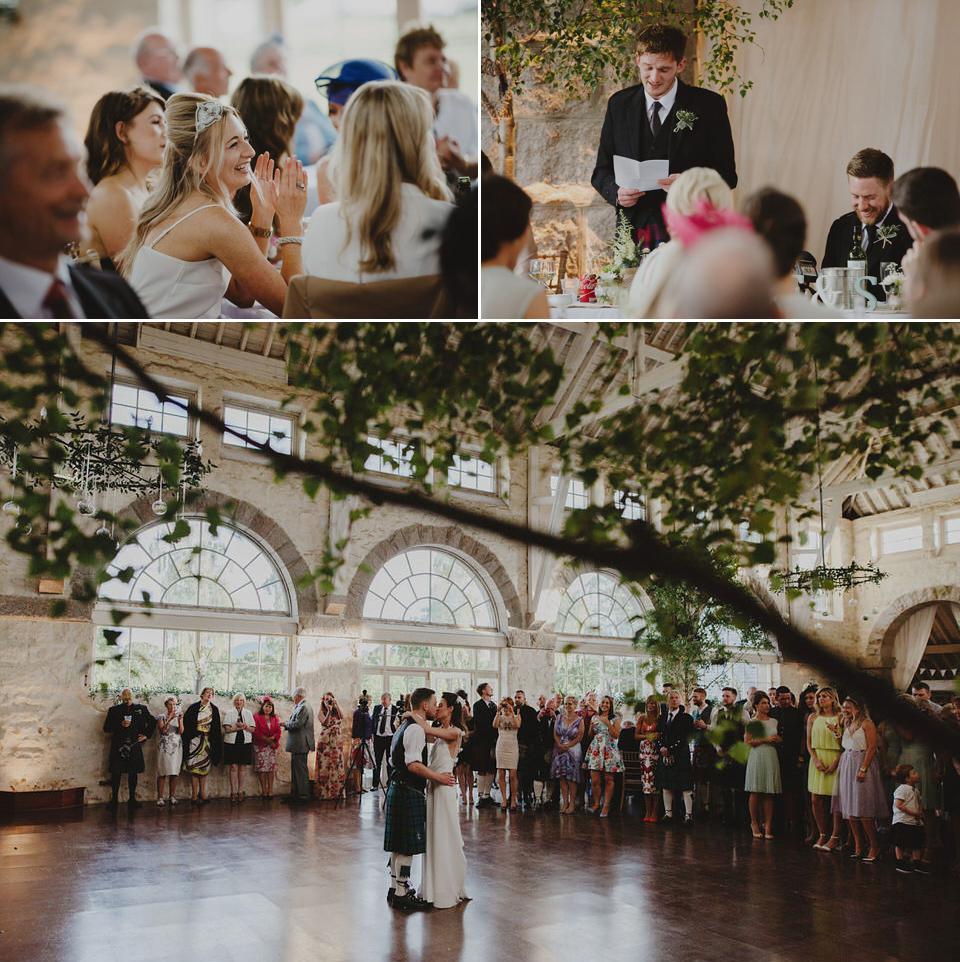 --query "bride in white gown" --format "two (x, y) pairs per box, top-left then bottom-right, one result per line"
(407, 692), (469, 909)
